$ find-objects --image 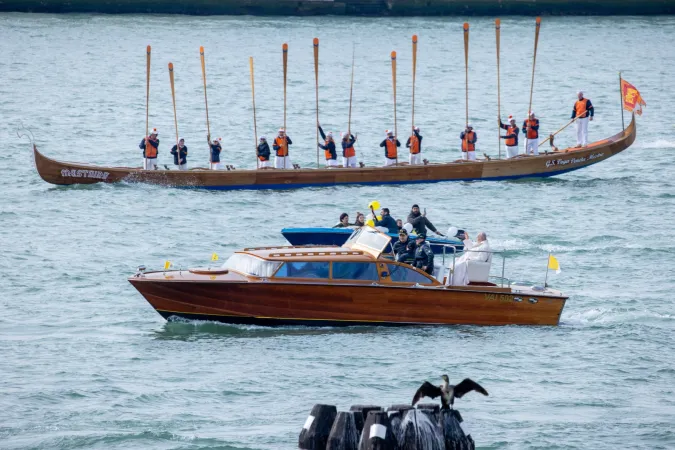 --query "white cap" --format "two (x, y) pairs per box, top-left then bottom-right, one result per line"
(414, 126), (420, 132)
(151, 128), (158, 135)
(216, 137), (222, 142)
(529, 111), (535, 116)
(508, 115), (515, 122)
(466, 123), (473, 128)
(278, 127), (285, 133)
(260, 135), (267, 140)
(327, 131), (333, 138)
(386, 129), (393, 136)
(179, 137), (184, 141)
(340, 132), (345, 138)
